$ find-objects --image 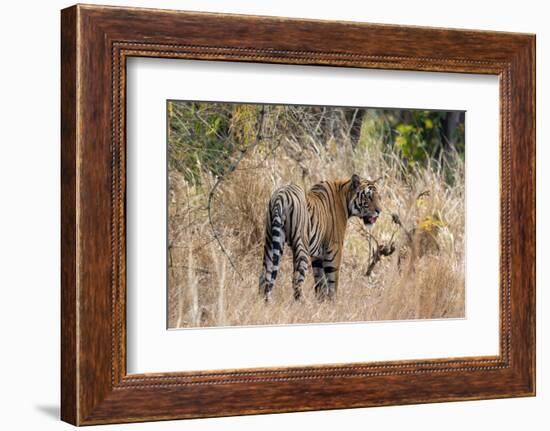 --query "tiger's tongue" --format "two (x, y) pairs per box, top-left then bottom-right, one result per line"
(363, 215), (378, 225)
